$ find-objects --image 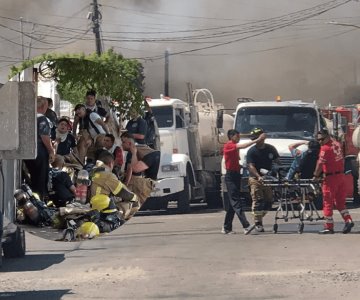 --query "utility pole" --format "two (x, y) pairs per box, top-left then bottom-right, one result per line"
(19, 17), (24, 61)
(164, 49), (170, 96)
(92, 0), (103, 55)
